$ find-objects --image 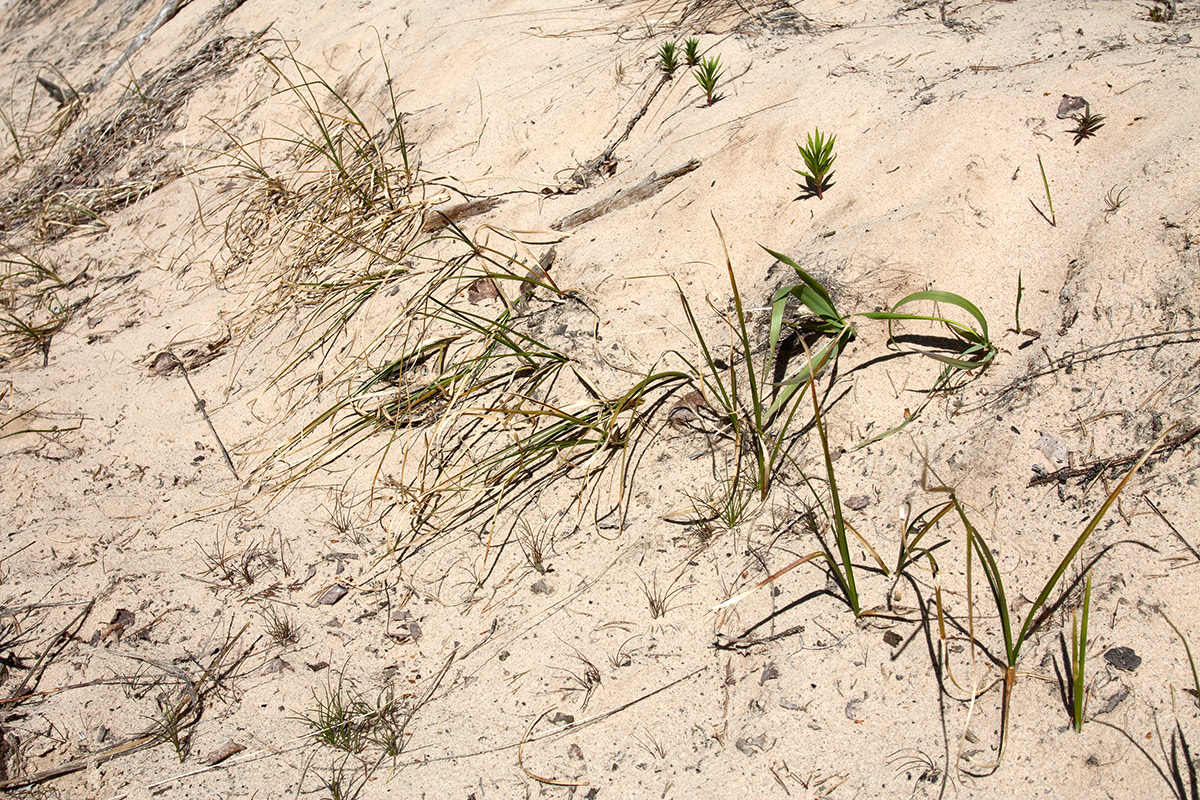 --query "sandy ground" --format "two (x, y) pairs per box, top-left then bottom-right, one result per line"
(2, 0), (1200, 797)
